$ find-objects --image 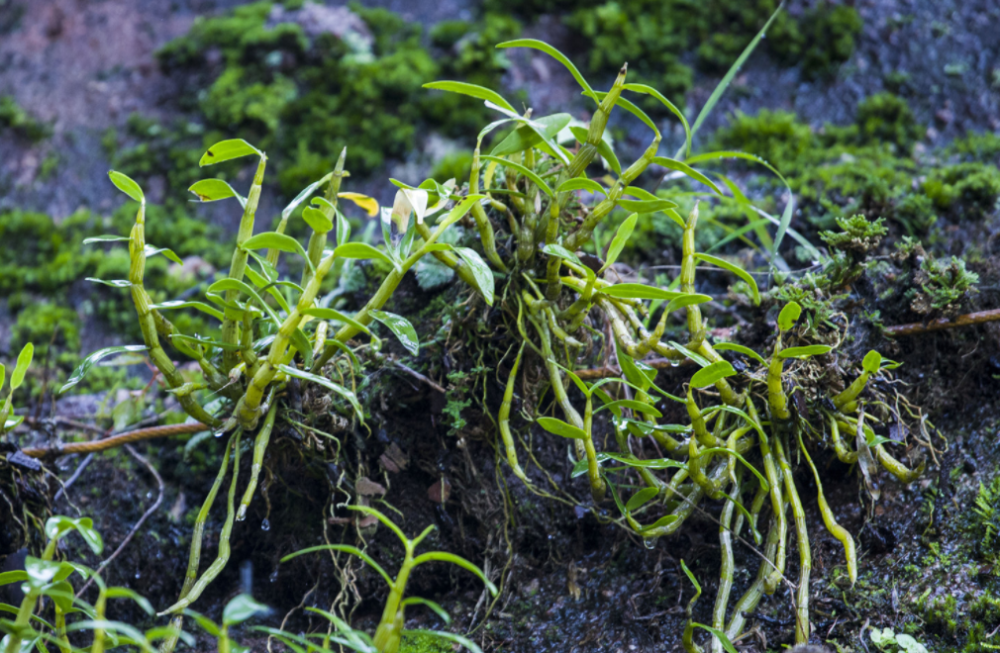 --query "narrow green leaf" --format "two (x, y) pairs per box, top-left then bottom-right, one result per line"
(536, 416), (587, 440)
(693, 253), (760, 305)
(301, 206), (333, 234)
(242, 232), (313, 272)
(556, 177), (607, 195)
(277, 364), (363, 419)
(86, 278), (131, 288)
(600, 213), (638, 273)
(207, 278), (281, 327)
(333, 242), (396, 269)
(623, 83), (691, 157)
(144, 245), (183, 265)
(281, 545), (391, 586)
(777, 345), (833, 359)
(453, 247), (495, 306)
(222, 594), (270, 626)
(541, 243), (582, 266)
(777, 300), (802, 332)
(640, 514), (679, 533)
(589, 92), (661, 138)
(680, 559), (701, 594)
(400, 598), (451, 624)
(862, 350), (882, 374)
(423, 80), (516, 113)
(651, 157), (723, 195)
(60, 345), (147, 394)
(496, 39), (596, 103)
(688, 1), (785, 143)
(150, 301), (224, 322)
(83, 235), (129, 244)
(480, 155), (554, 197)
(289, 328), (314, 369)
(283, 173), (332, 219)
(0, 570), (28, 586)
(596, 399), (662, 418)
(105, 587), (155, 616)
(601, 283), (684, 301)
(690, 360), (736, 388)
(664, 293), (713, 313)
(10, 343), (34, 391)
(685, 149), (796, 254)
(491, 113), (572, 158)
(411, 551), (498, 595)
(626, 487), (659, 513)
(668, 340), (710, 367)
(616, 198), (677, 214)
(615, 345), (653, 391)
(712, 342), (765, 365)
(692, 624), (740, 653)
(188, 179), (246, 207)
(170, 333), (240, 351)
(302, 308), (373, 337)
(370, 310), (419, 355)
(108, 171), (144, 204)
(199, 139), (261, 166)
